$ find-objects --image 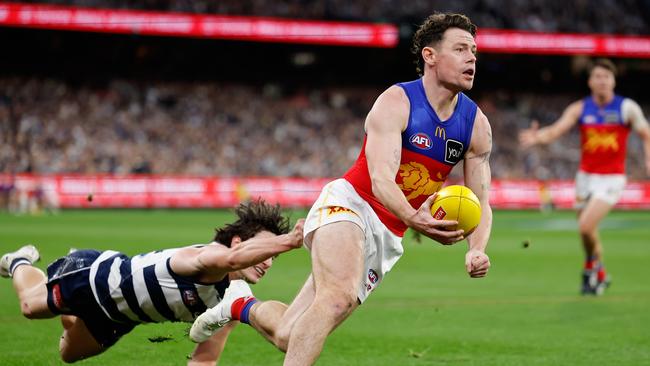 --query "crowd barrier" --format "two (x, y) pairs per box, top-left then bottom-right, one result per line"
(2, 175), (650, 209)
